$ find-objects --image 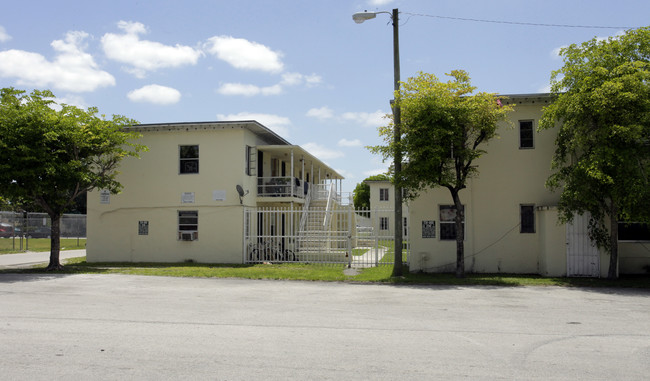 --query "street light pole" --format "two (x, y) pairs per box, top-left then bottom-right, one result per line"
(353, 8), (403, 276)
